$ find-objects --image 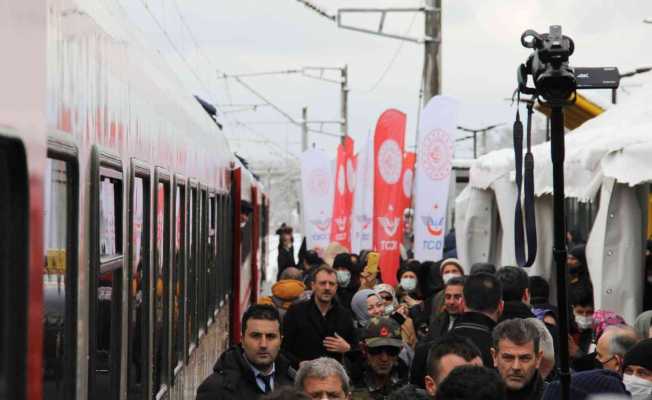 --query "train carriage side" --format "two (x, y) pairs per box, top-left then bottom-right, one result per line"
(1, 1), (267, 400)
